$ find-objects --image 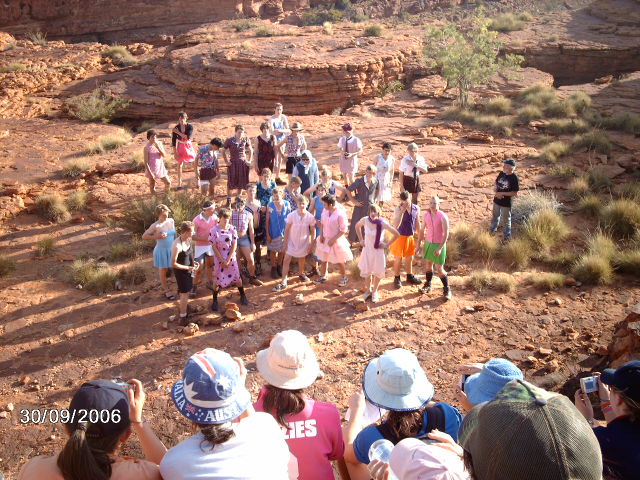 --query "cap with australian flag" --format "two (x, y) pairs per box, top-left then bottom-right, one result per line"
(171, 348), (251, 424)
